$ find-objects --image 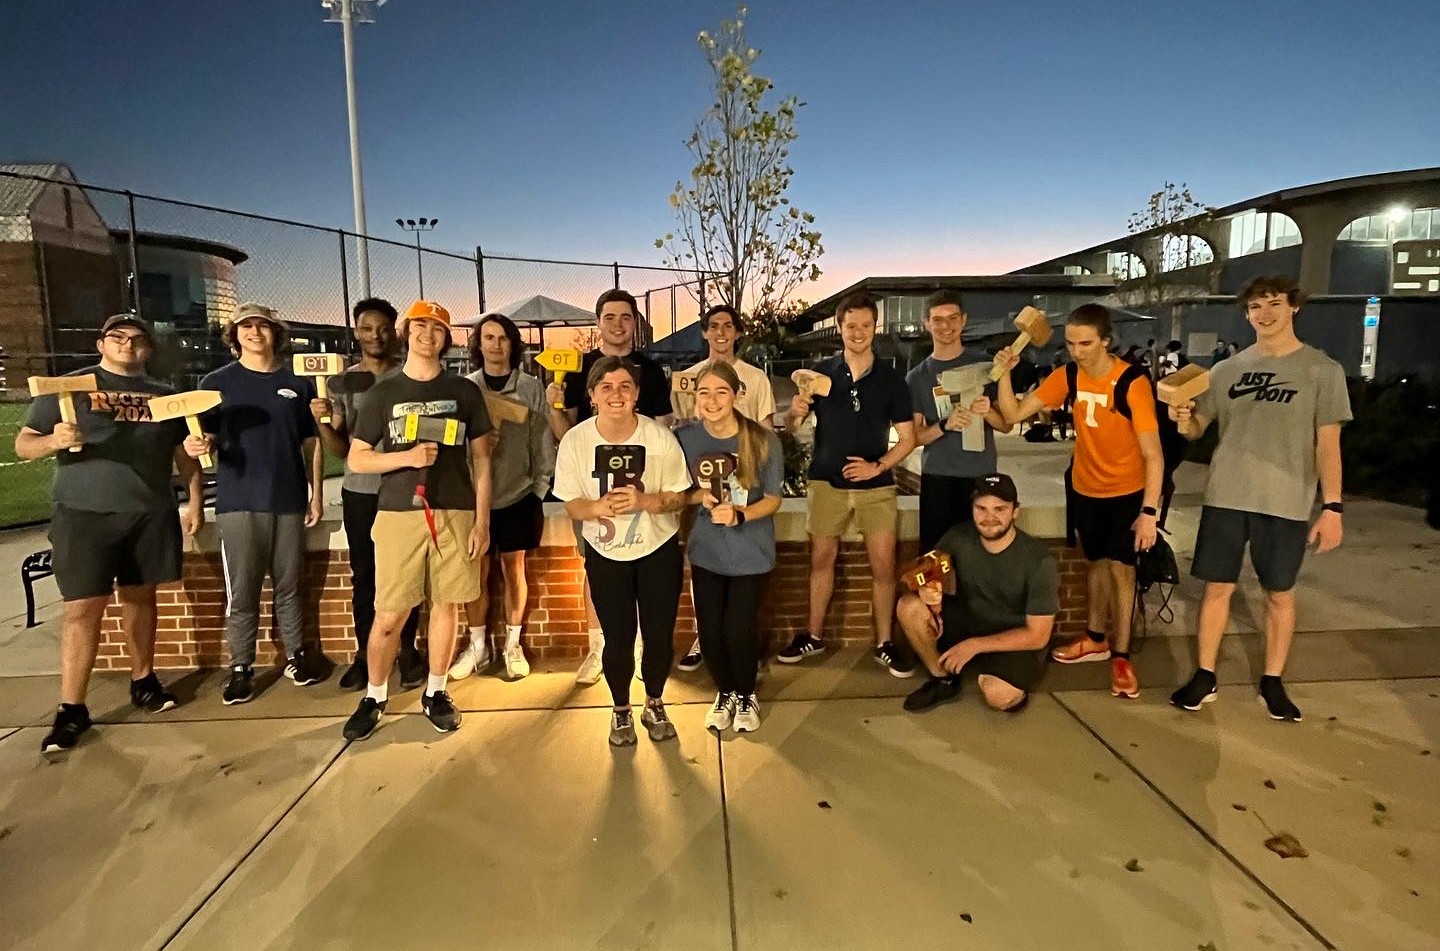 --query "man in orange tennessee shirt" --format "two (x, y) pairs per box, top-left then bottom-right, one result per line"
(994, 304), (1163, 699)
